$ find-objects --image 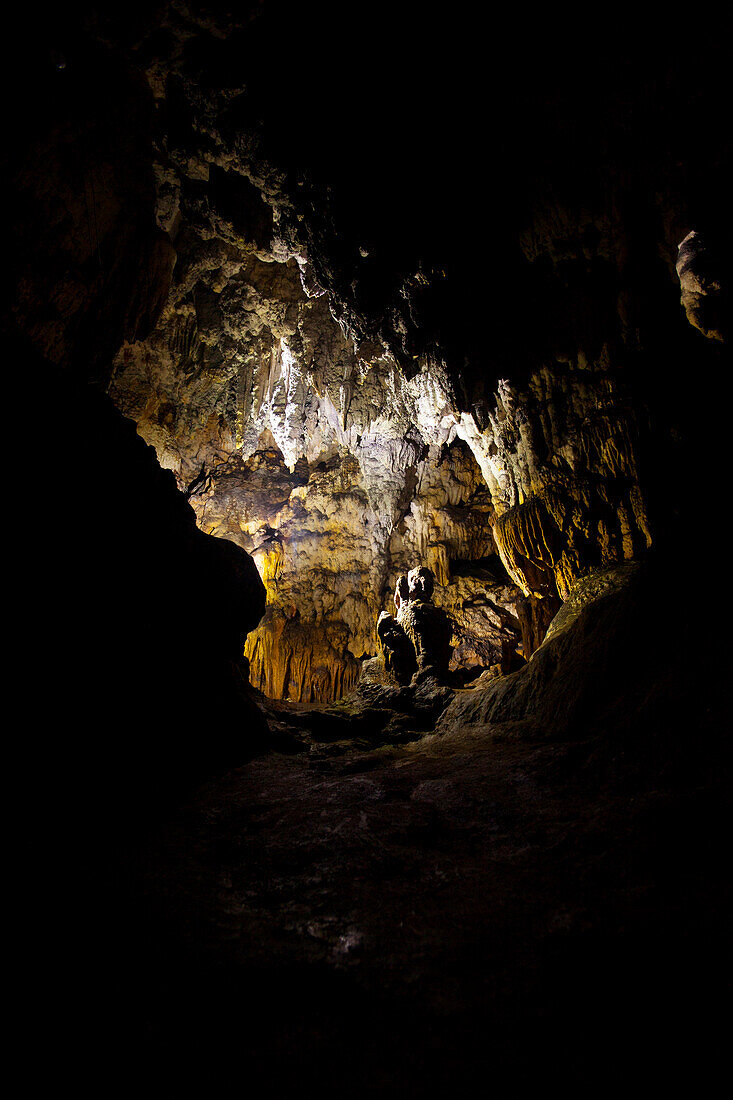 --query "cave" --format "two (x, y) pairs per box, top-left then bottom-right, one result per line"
(8, 4), (731, 1094)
